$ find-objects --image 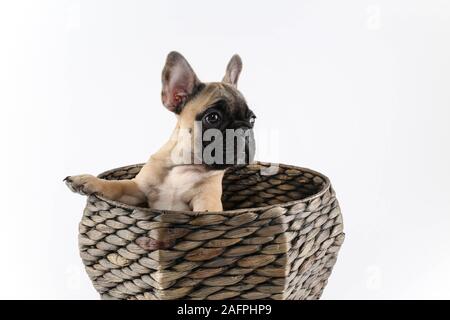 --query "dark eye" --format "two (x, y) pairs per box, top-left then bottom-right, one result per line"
(205, 112), (221, 125)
